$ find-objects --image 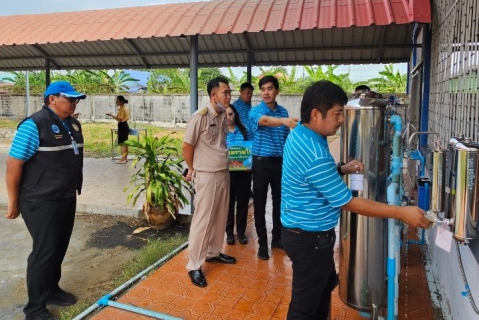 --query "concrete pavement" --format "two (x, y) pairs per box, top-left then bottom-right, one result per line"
(0, 144), (142, 217)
